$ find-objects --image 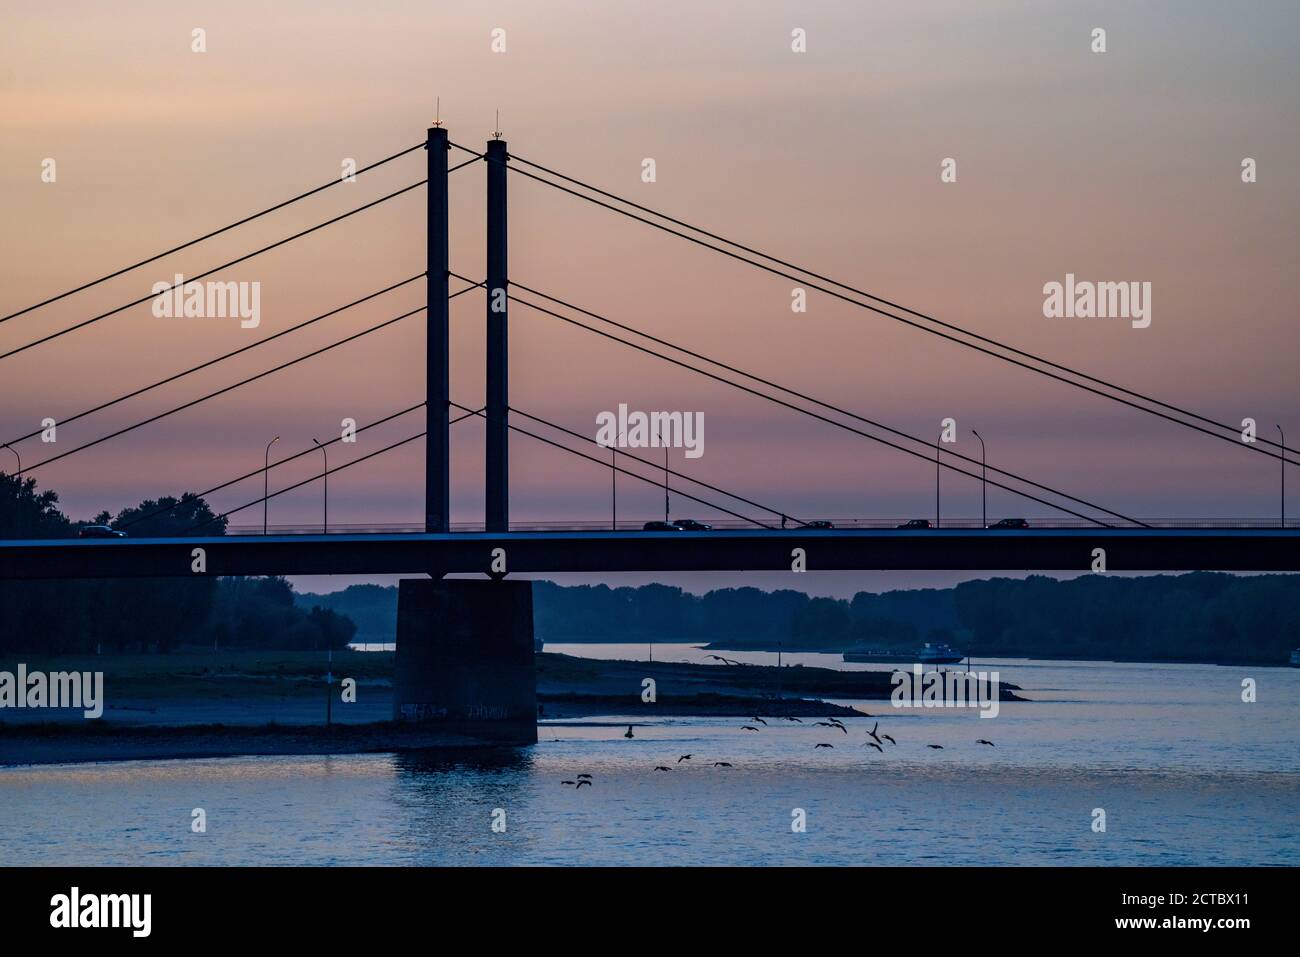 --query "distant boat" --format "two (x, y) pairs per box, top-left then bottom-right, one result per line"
(1290, 649), (1300, 667)
(920, 642), (965, 665)
(843, 641), (964, 665)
